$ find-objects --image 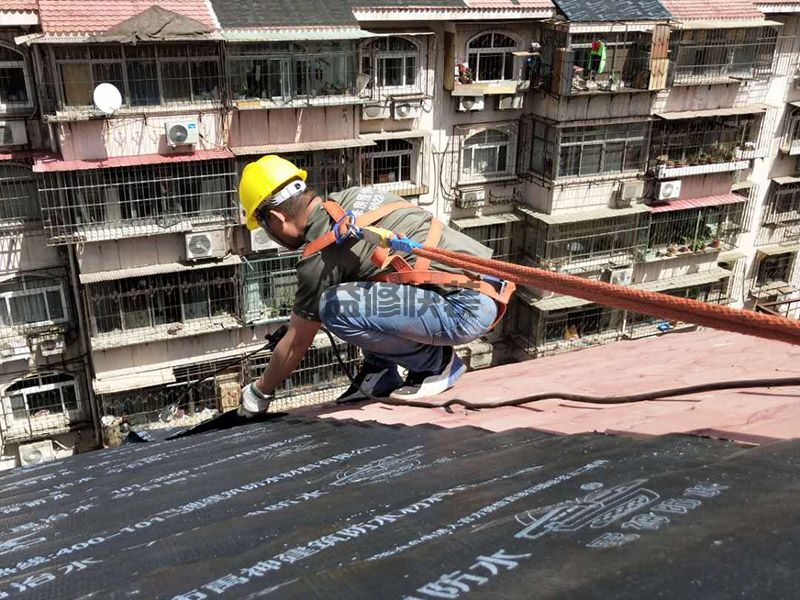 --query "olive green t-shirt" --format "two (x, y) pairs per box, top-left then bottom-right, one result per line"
(293, 187), (493, 322)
